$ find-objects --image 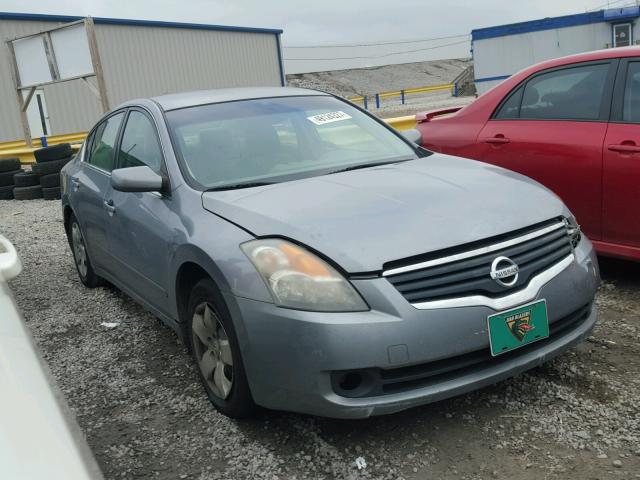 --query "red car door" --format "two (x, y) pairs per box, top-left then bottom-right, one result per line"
(473, 61), (617, 242)
(602, 58), (640, 254)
